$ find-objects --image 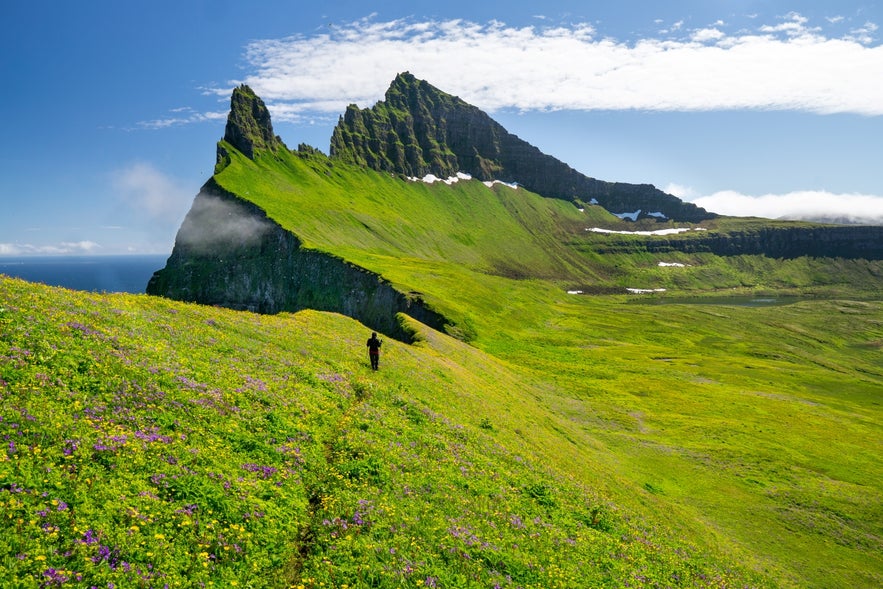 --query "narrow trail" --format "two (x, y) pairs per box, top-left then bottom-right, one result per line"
(282, 374), (375, 586)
